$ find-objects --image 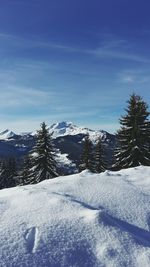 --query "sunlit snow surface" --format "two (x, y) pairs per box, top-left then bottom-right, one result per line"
(0, 166), (150, 267)
(0, 129), (16, 140)
(48, 121), (107, 142)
